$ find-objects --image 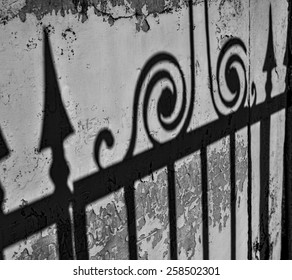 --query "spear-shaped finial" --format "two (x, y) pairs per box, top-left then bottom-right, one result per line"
(39, 29), (74, 150)
(263, 4), (277, 100)
(282, 0), (292, 260)
(39, 28), (74, 259)
(259, 4), (276, 260)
